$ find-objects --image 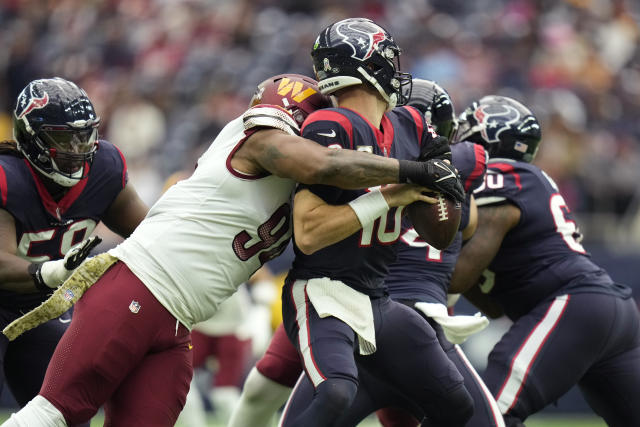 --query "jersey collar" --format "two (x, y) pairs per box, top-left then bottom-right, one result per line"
(343, 107), (395, 157)
(24, 159), (90, 220)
